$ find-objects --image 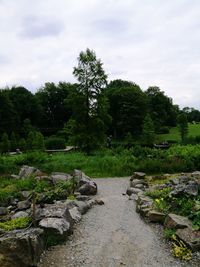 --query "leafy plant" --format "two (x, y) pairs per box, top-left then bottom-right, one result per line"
(0, 217), (31, 231)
